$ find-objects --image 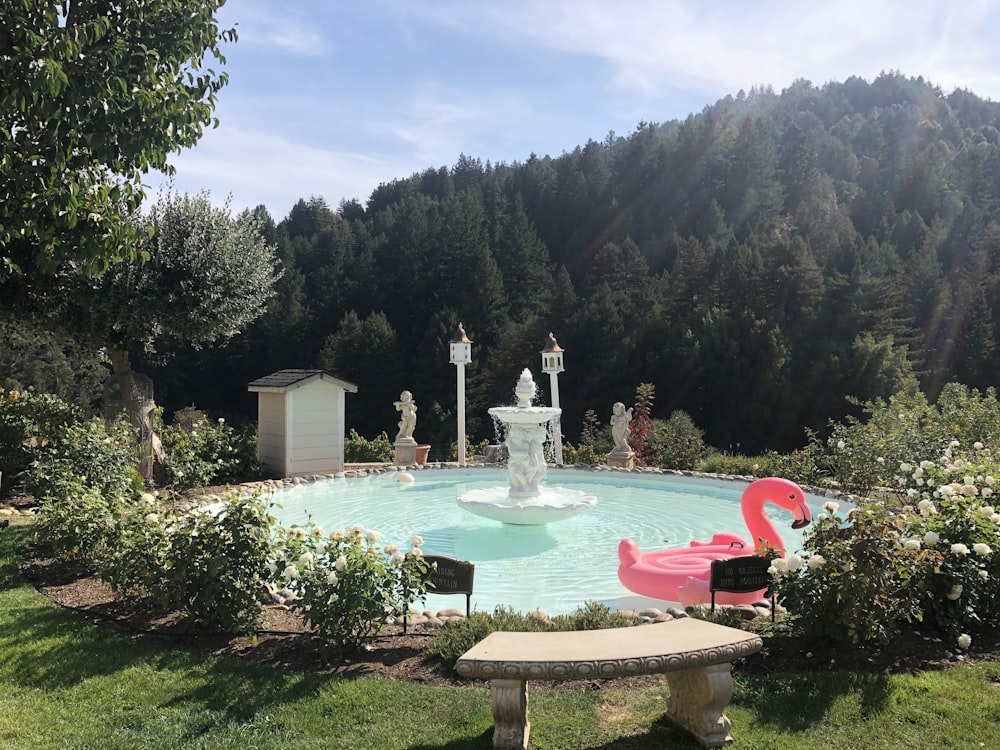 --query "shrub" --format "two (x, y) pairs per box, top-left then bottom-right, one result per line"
(95, 494), (171, 600)
(758, 447), (822, 486)
(646, 411), (706, 470)
(775, 500), (925, 647)
(449, 437), (491, 461)
(559, 600), (641, 631)
(425, 612), (496, 665)
(33, 481), (124, 568)
(688, 605), (746, 629)
(578, 409), (612, 454)
(161, 415), (261, 490)
(148, 492), (276, 633)
(815, 387), (940, 495)
(892, 443), (1000, 631)
(343, 429), (394, 464)
(27, 416), (140, 502)
(0, 388), (80, 493)
(776, 441), (1000, 648)
(628, 383), (655, 463)
(561, 443), (603, 466)
(696, 451), (759, 476)
(270, 523), (429, 657)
